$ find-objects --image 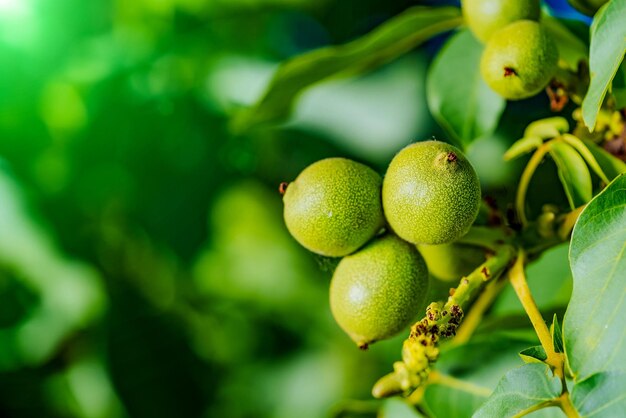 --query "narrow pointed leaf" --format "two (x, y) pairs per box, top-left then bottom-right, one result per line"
(549, 140), (593, 209)
(232, 6), (462, 131)
(524, 117), (569, 140)
(504, 136), (543, 161)
(551, 314), (564, 354)
(581, 139), (626, 180)
(519, 346), (548, 364)
(561, 134), (610, 184)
